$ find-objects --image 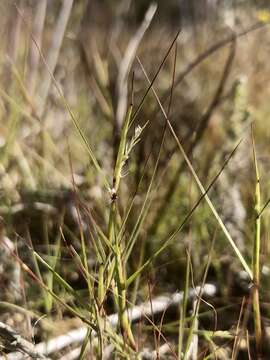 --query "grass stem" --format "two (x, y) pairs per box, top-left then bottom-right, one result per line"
(251, 125), (262, 356)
